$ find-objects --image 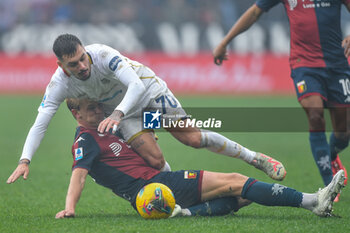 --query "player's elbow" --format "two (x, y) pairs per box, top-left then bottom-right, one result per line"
(130, 81), (146, 96)
(250, 4), (264, 21)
